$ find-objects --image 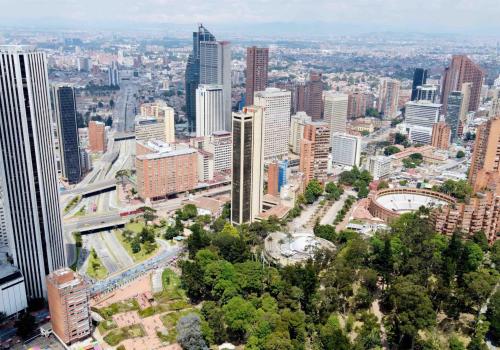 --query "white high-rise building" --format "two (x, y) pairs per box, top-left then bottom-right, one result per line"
(196, 84), (225, 137)
(254, 88), (292, 161)
(331, 133), (361, 167)
(108, 61), (119, 87)
(200, 41), (231, 131)
(210, 131), (232, 173)
(323, 92), (348, 135)
(416, 84), (439, 103)
(368, 156), (392, 180)
(0, 46), (66, 298)
(231, 107), (265, 225)
(405, 101), (442, 144)
(289, 112), (312, 154)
